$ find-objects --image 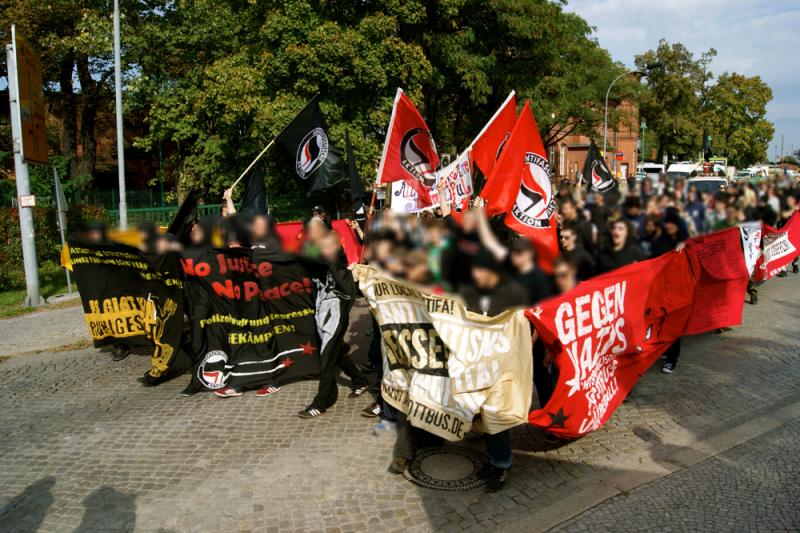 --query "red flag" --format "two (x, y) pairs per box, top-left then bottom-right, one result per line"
(376, 89), (439, 206)
(274, 220), (363, 264)
(469, 91), (516, 179)
(526, 251), (695, 438)
(479, 101), (558, 272)
(683, 227), (749, 335)
(754, 211), (800, 282)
